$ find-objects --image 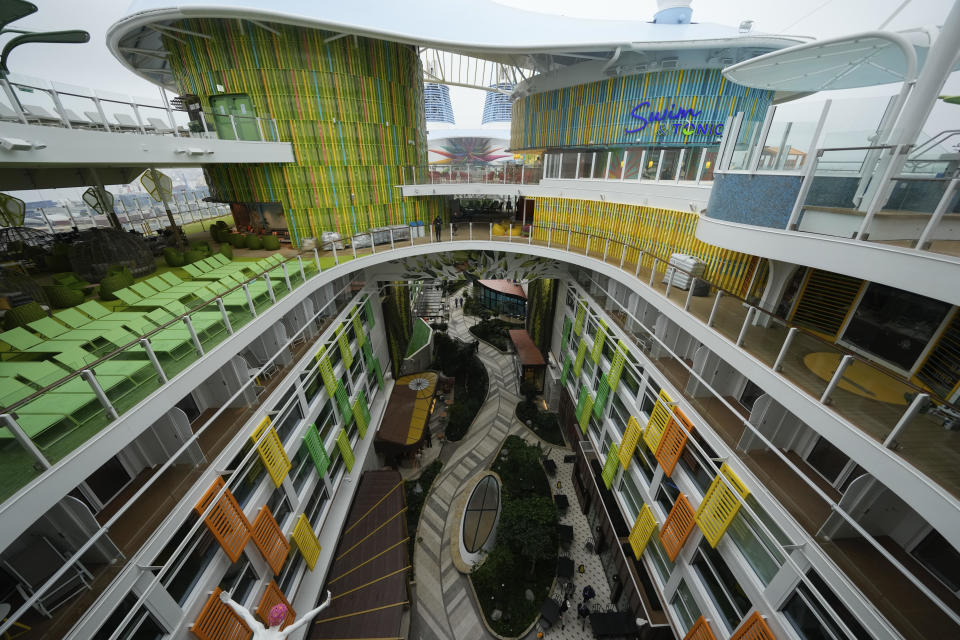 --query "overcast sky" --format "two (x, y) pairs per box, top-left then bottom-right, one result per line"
(6, 0), (959, 200)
